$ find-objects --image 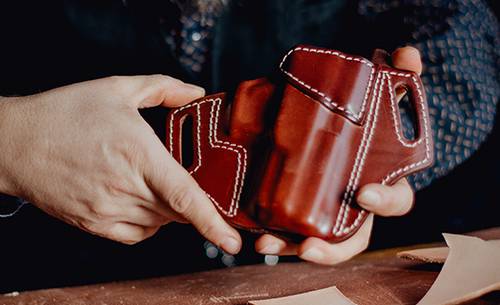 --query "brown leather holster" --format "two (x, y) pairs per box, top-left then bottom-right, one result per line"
(166, 45), (433, 242)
